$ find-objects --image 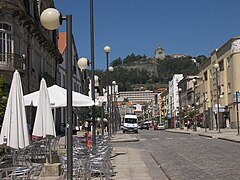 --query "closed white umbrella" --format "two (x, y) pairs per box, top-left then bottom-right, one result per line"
(0, 70), (29, 149)
(32, 78), (56, 138)
(32, 78), (56, 164)
(0, 70), (29, 165)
